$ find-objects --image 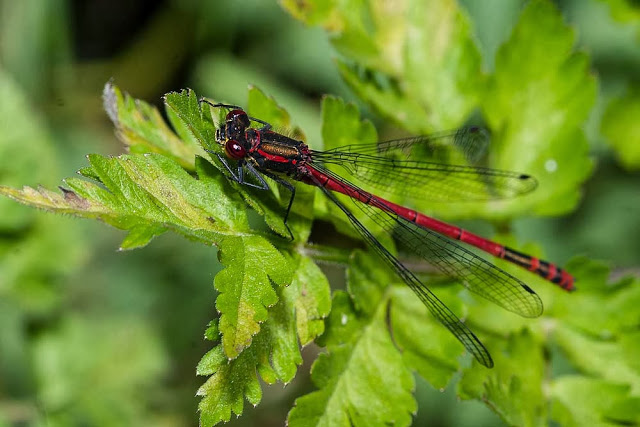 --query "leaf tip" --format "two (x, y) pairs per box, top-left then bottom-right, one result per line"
(102, 79), (119, 124)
